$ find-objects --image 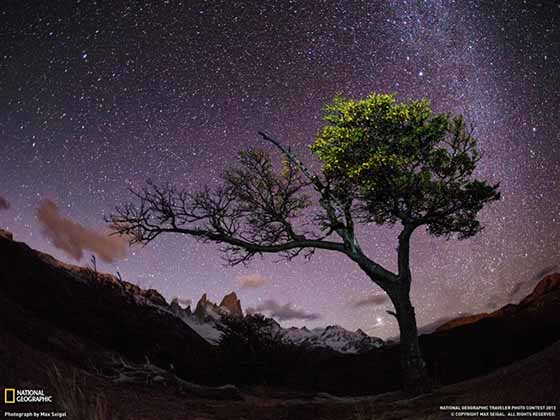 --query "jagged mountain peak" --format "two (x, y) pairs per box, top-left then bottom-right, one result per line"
(178, 291), (384, 353)
(324, 325), (345, 332)
(281, 324), (384, 353)
(219, 292), (243, 317)
(194, 291), (243, 321)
